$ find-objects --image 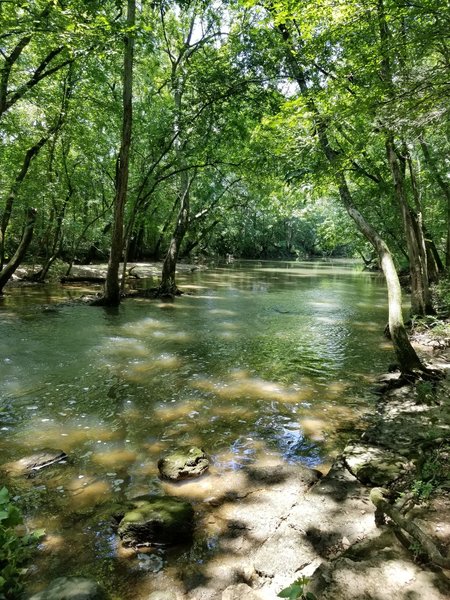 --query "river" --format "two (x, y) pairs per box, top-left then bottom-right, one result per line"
(0, 259), (393, 598)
